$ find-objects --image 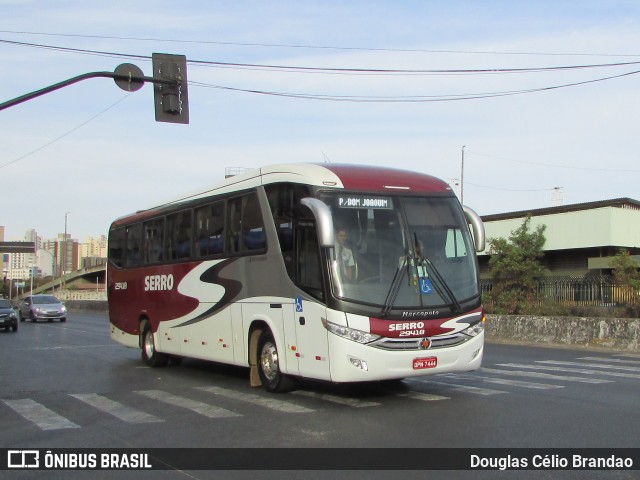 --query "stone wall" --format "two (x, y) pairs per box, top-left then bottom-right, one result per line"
(486, 314), (640, 351)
